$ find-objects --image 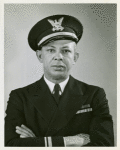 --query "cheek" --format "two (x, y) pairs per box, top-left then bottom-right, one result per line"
(43, 56), (52, 68)
(64, 56), (74, 68)
(43, 60), (49, 67)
